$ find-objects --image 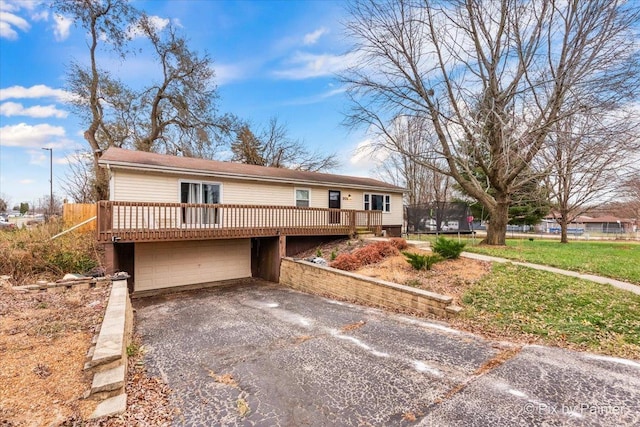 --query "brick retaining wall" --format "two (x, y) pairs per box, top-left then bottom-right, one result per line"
(280, 258), (461, 318)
